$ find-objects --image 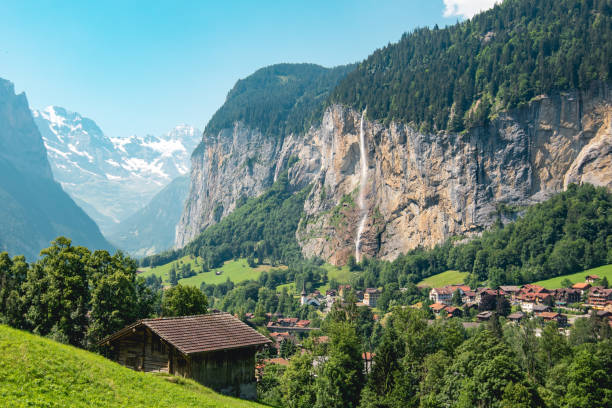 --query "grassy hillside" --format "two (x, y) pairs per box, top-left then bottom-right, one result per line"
(139, 256), (283, 287)
(534, 264), (612, 289)
(417, 270), (469, 288)
(0, 324), (264, 408)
